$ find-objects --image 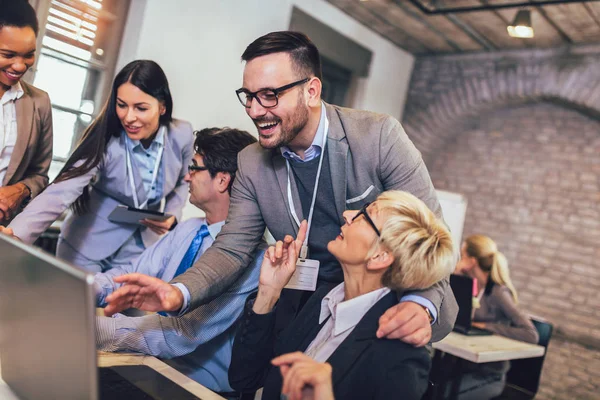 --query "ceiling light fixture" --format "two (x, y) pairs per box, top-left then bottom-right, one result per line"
(507, 9), (534, 38)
